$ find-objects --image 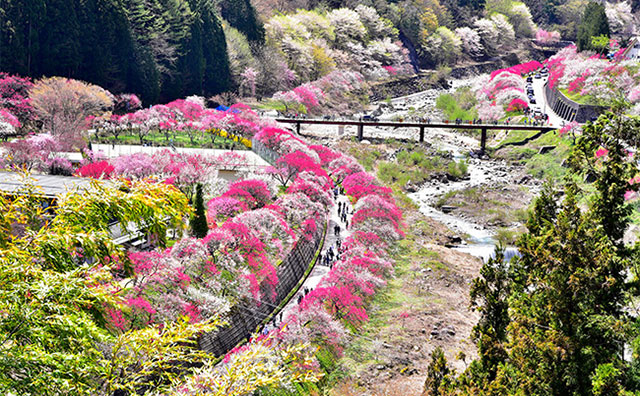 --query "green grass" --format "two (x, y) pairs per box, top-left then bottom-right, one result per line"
(348, 147), (382, 172)
(377, 148), (468, 189)
(91, 129), (249, 150)
(495, 130), (574, 180)
(436, 86), (478, 121)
